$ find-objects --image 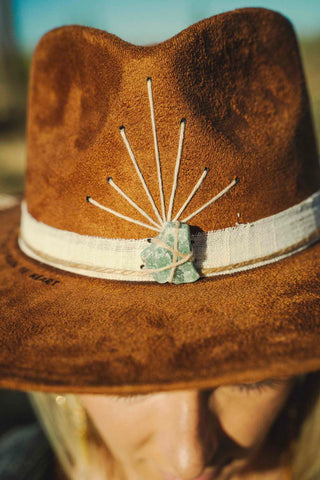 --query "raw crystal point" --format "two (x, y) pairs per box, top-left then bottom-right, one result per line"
(141, 222), (200, 284)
